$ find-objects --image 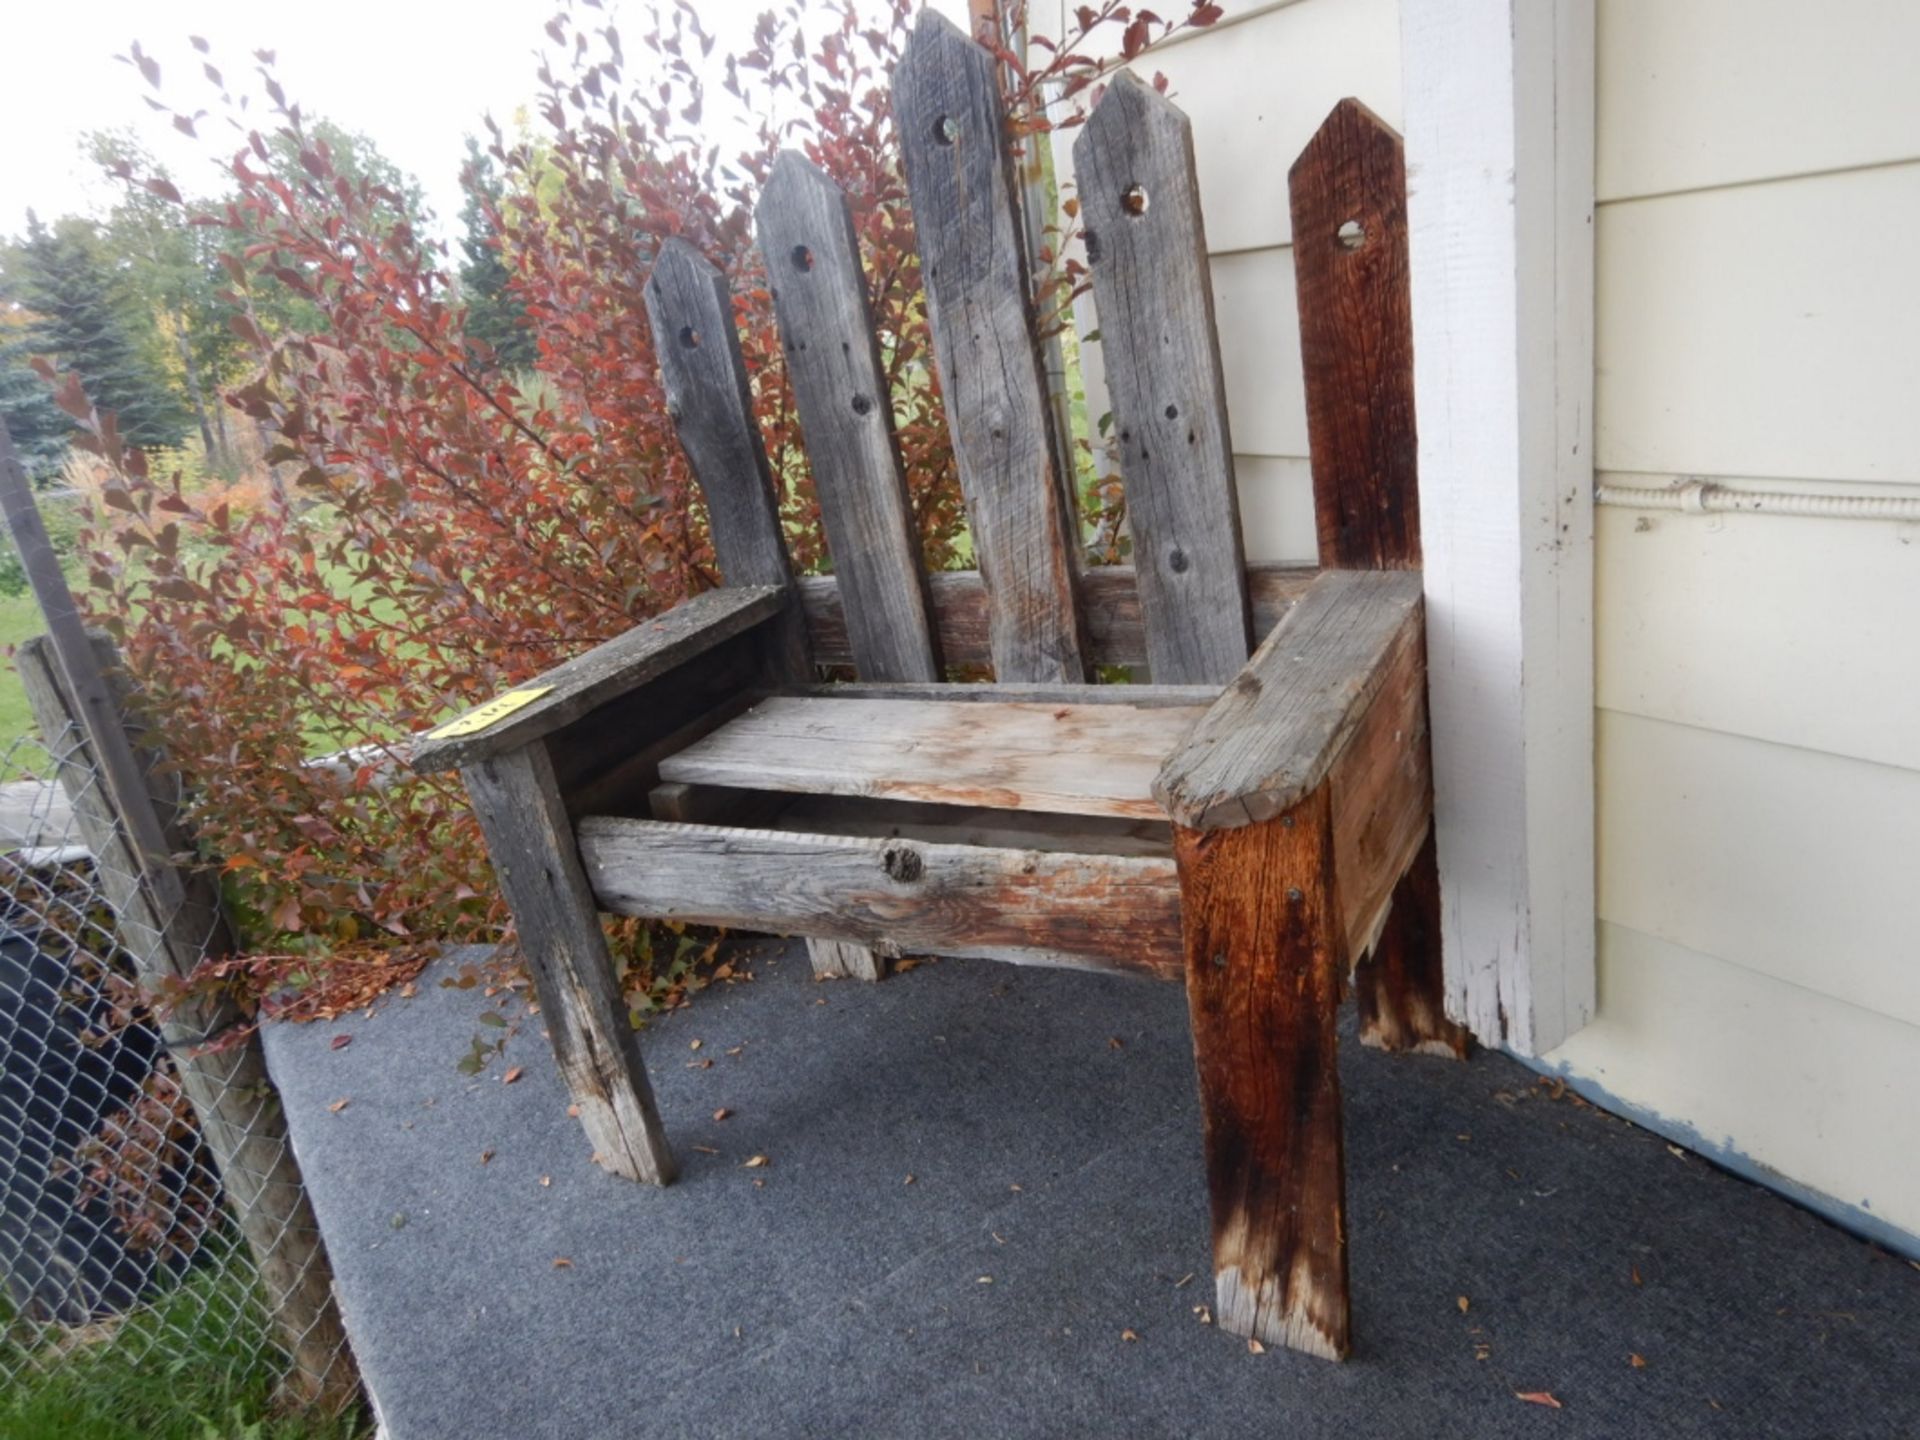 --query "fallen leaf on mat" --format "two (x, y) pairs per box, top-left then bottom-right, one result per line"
(1515, 1392), (1563, 1409)
(977, 1276), (993, 1285)
(687, 1059), (712, 1070)
(689, 1039), (703, 1051)
(713, 1108), (732, 1121)
(691, 1145), (719, 1155)
(552, 1257), (573, 1269)
(1666, 1144), (1686, 1160)
(1631, 1264), (1643, 1286)
(1247, 1338), (1265, 1355)
(1193, 1305), (1212, 1325)
(743, 1154), (769, 1169)
(327, 1098), (350, 1114)
(903, 1174), (915, 1185)
(539, 1175), (551, 1187)
(479, 1149), (494, 1165)
(1629, 1353), (1647, 1369)
(330, 1035), (351, 1050)
(1121, 1330), (1138, 1343)
(1457, 1295), (1470, 1314)
(502, 1066), (524, 1085)
(567, 1103), (580, 1118)
(1108, 1037), (1124, 1050)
